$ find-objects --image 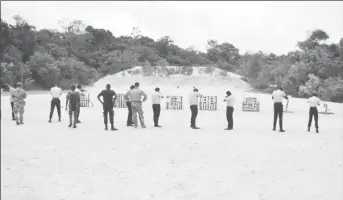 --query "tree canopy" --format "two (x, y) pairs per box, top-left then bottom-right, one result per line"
(1, 16), (342, 102)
